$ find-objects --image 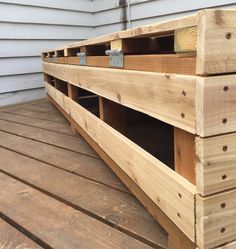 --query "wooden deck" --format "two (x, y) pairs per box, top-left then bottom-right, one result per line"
(0, 99), (167, 249)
